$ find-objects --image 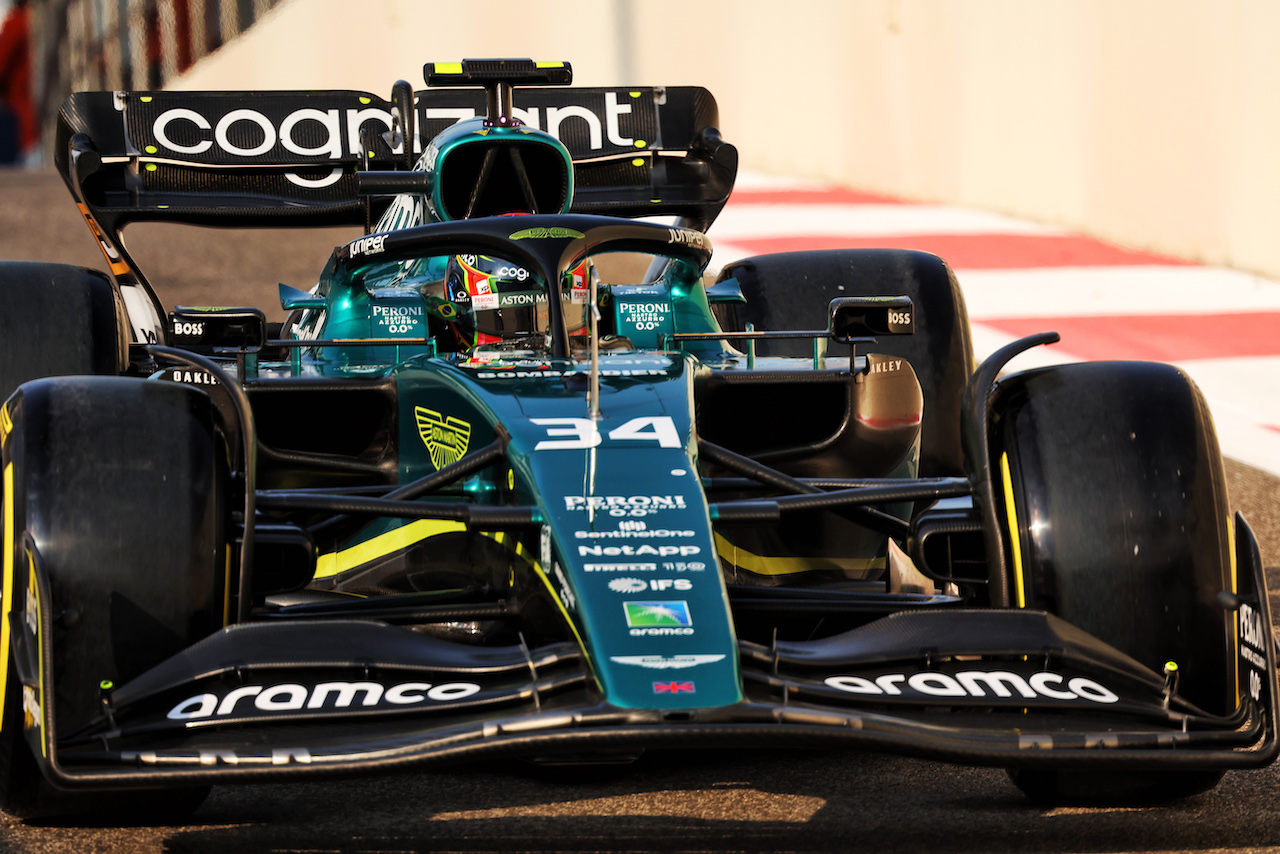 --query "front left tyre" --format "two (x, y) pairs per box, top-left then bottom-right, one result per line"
(0, 376), (227, 819)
